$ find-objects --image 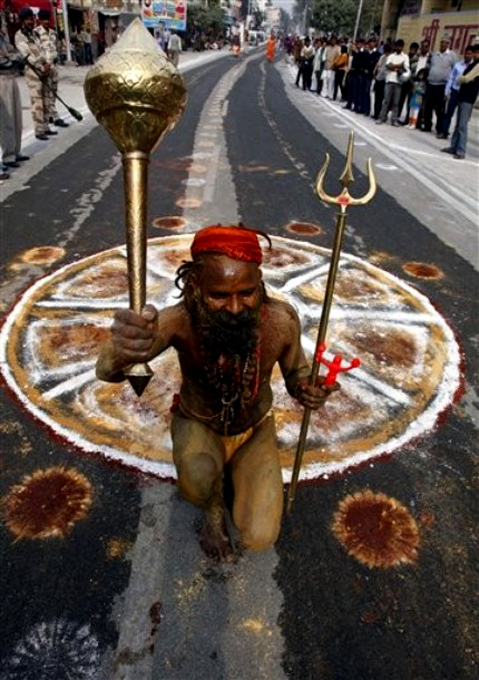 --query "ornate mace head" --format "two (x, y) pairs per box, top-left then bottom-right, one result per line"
(84, 18), (187, 154)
